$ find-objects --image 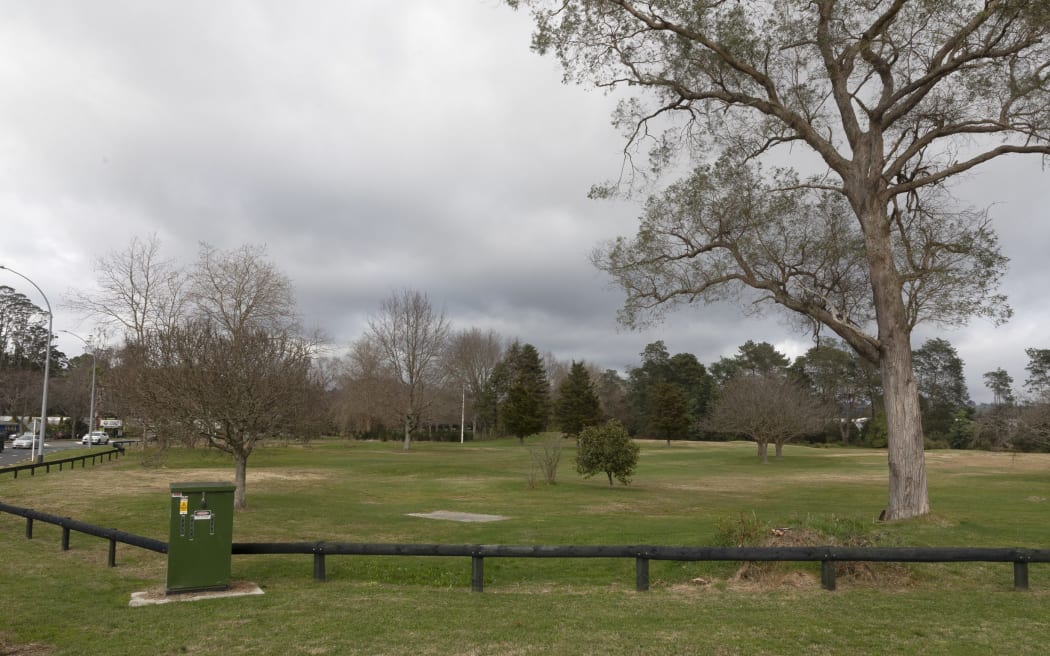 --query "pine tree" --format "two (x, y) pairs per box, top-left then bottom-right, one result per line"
(501, 342), (550, 444)
(648, 382), (690, 446)
(554, 361), (602, 437)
